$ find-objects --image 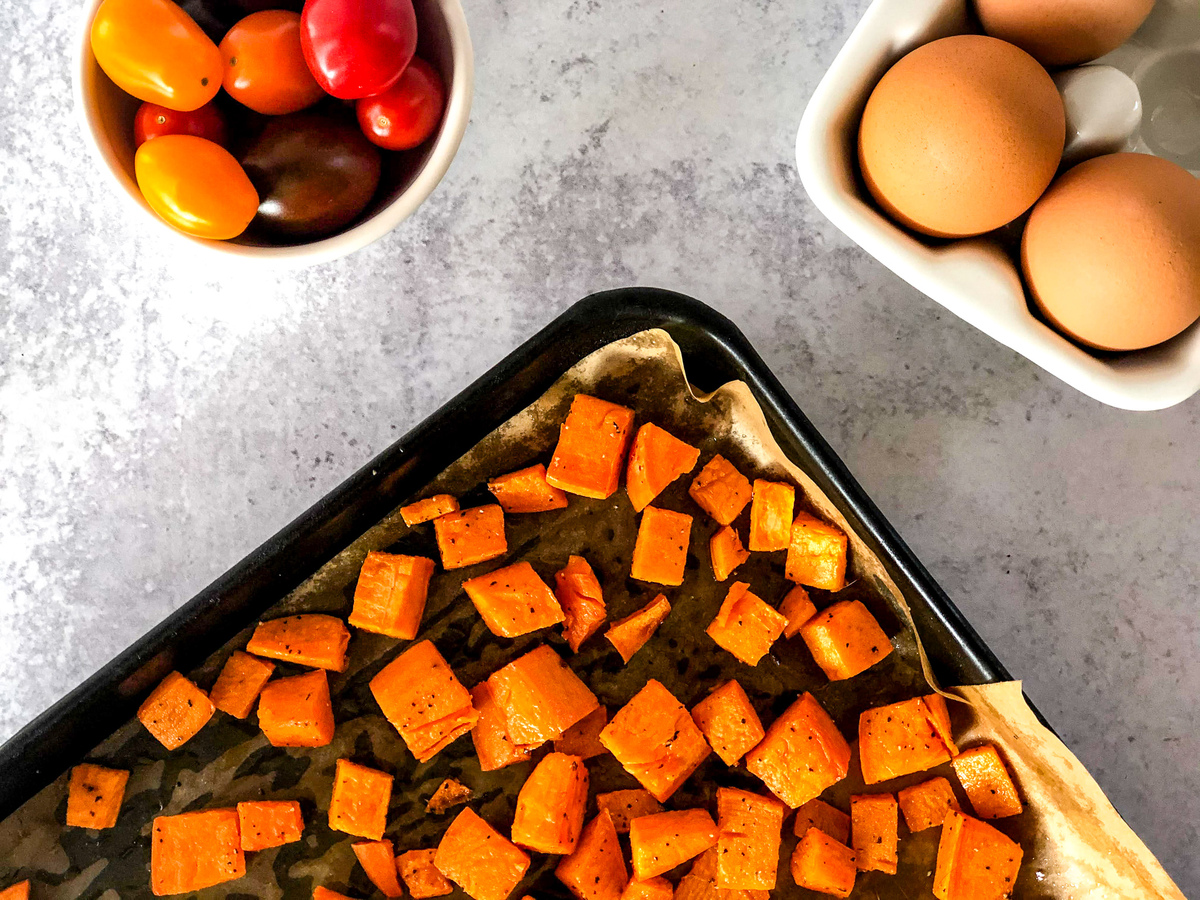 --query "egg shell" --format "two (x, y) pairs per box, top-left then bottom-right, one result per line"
(975, 0), (1155, 68)
(858, 35), (1065, 238)
(1022, 152), (1200, 352)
